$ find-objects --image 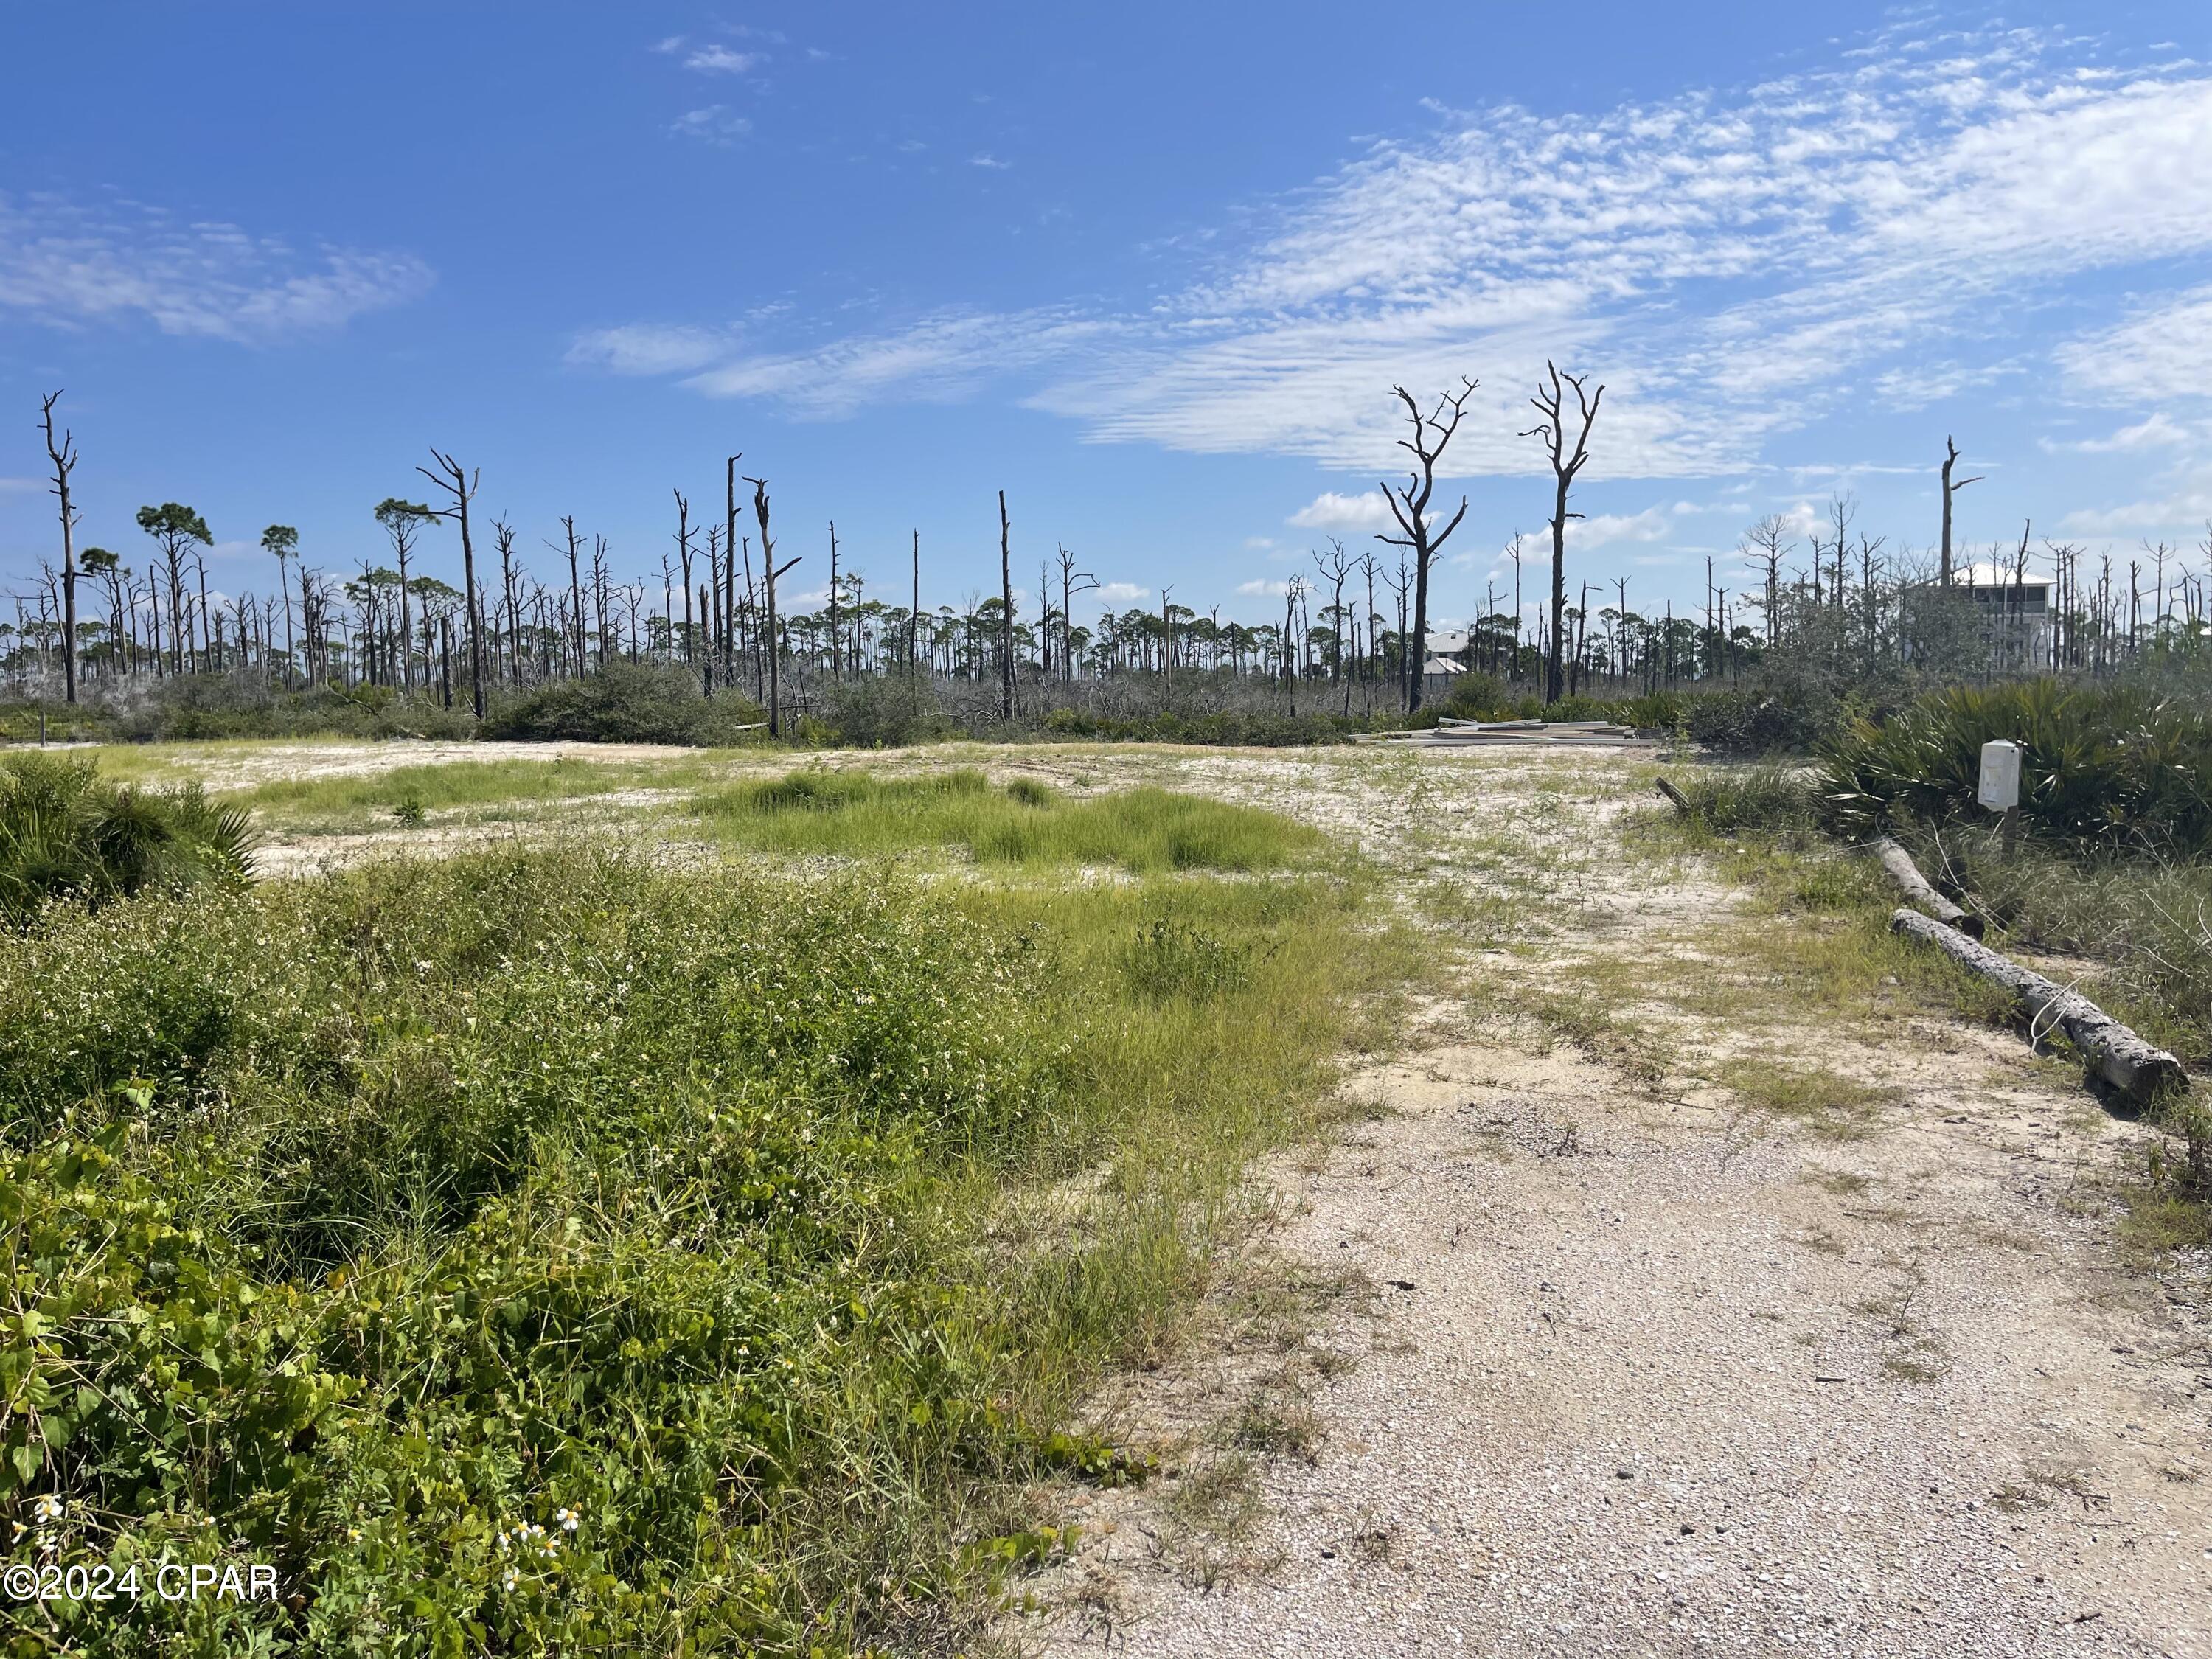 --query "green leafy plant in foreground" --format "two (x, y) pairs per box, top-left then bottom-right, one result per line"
(0, 837), (1379, 1655)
